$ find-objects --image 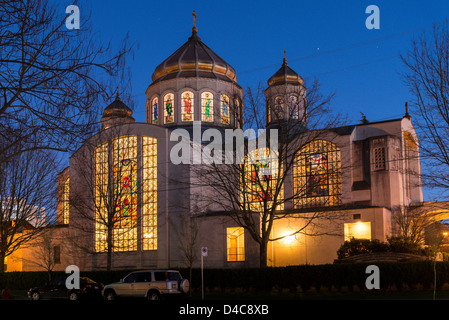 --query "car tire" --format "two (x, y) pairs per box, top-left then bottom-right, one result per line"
(147, 290), (161, 301)
(180, 279), (190, 294)
(30, 291), (40, 301)
(68, 291), (78, 301)
(104, 290), (116, 301)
